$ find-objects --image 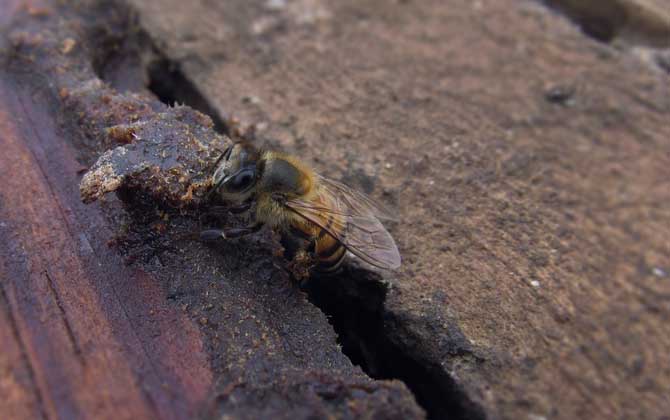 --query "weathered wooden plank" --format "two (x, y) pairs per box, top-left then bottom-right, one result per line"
(0, 2), (425, 419)
(0, 287), (45, 420)
(124, 0), (670, 418)
(4, 0), (669, 418)
(0, 74), (212, 420)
